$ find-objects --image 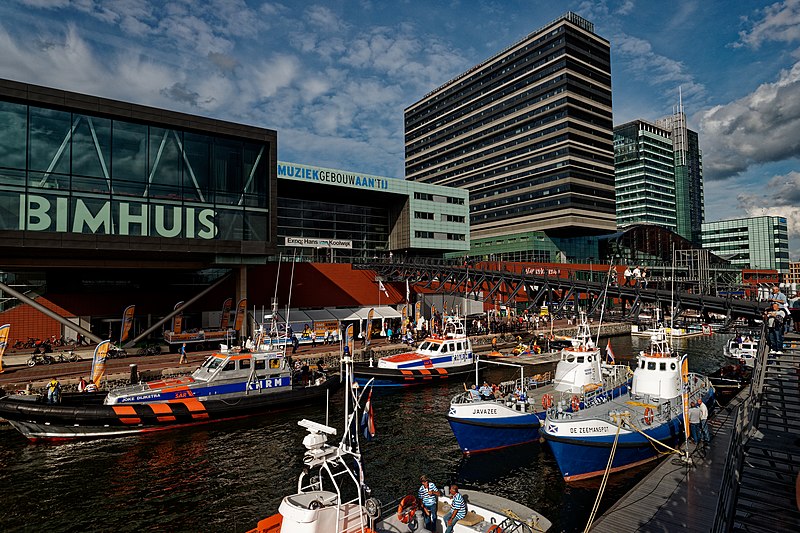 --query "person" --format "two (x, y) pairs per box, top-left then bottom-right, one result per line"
(179, 342), (188, 364)
(792, 294), (800, 333)
(641, 267), (649, 289)
(468, 384), (481, 401)
(479, 381), (492, 400)
(632, 265), (641, 283)
(77, 376), (87, 393)
(769, 286), (791, 332)
(443, 484), (467, 533)
(300, 362), (310, 386)
(417, 475), (440, 532)
(316, 357), (326, 374)
(623, 266), (632, 286)
(85, 380), (98, 393)
(310, 330), (316, 348)
(765, 302), (787, 353)
(688, 400), (701, 444)
(291, 334), (299, 354)
(244, 336), (255, 351)
(491, 336), (498, 351)
(46, 377), (61, 404)
(698, 399), (711, 443)
(386, 326), (393, 341)
(324, 329), (330, 345)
